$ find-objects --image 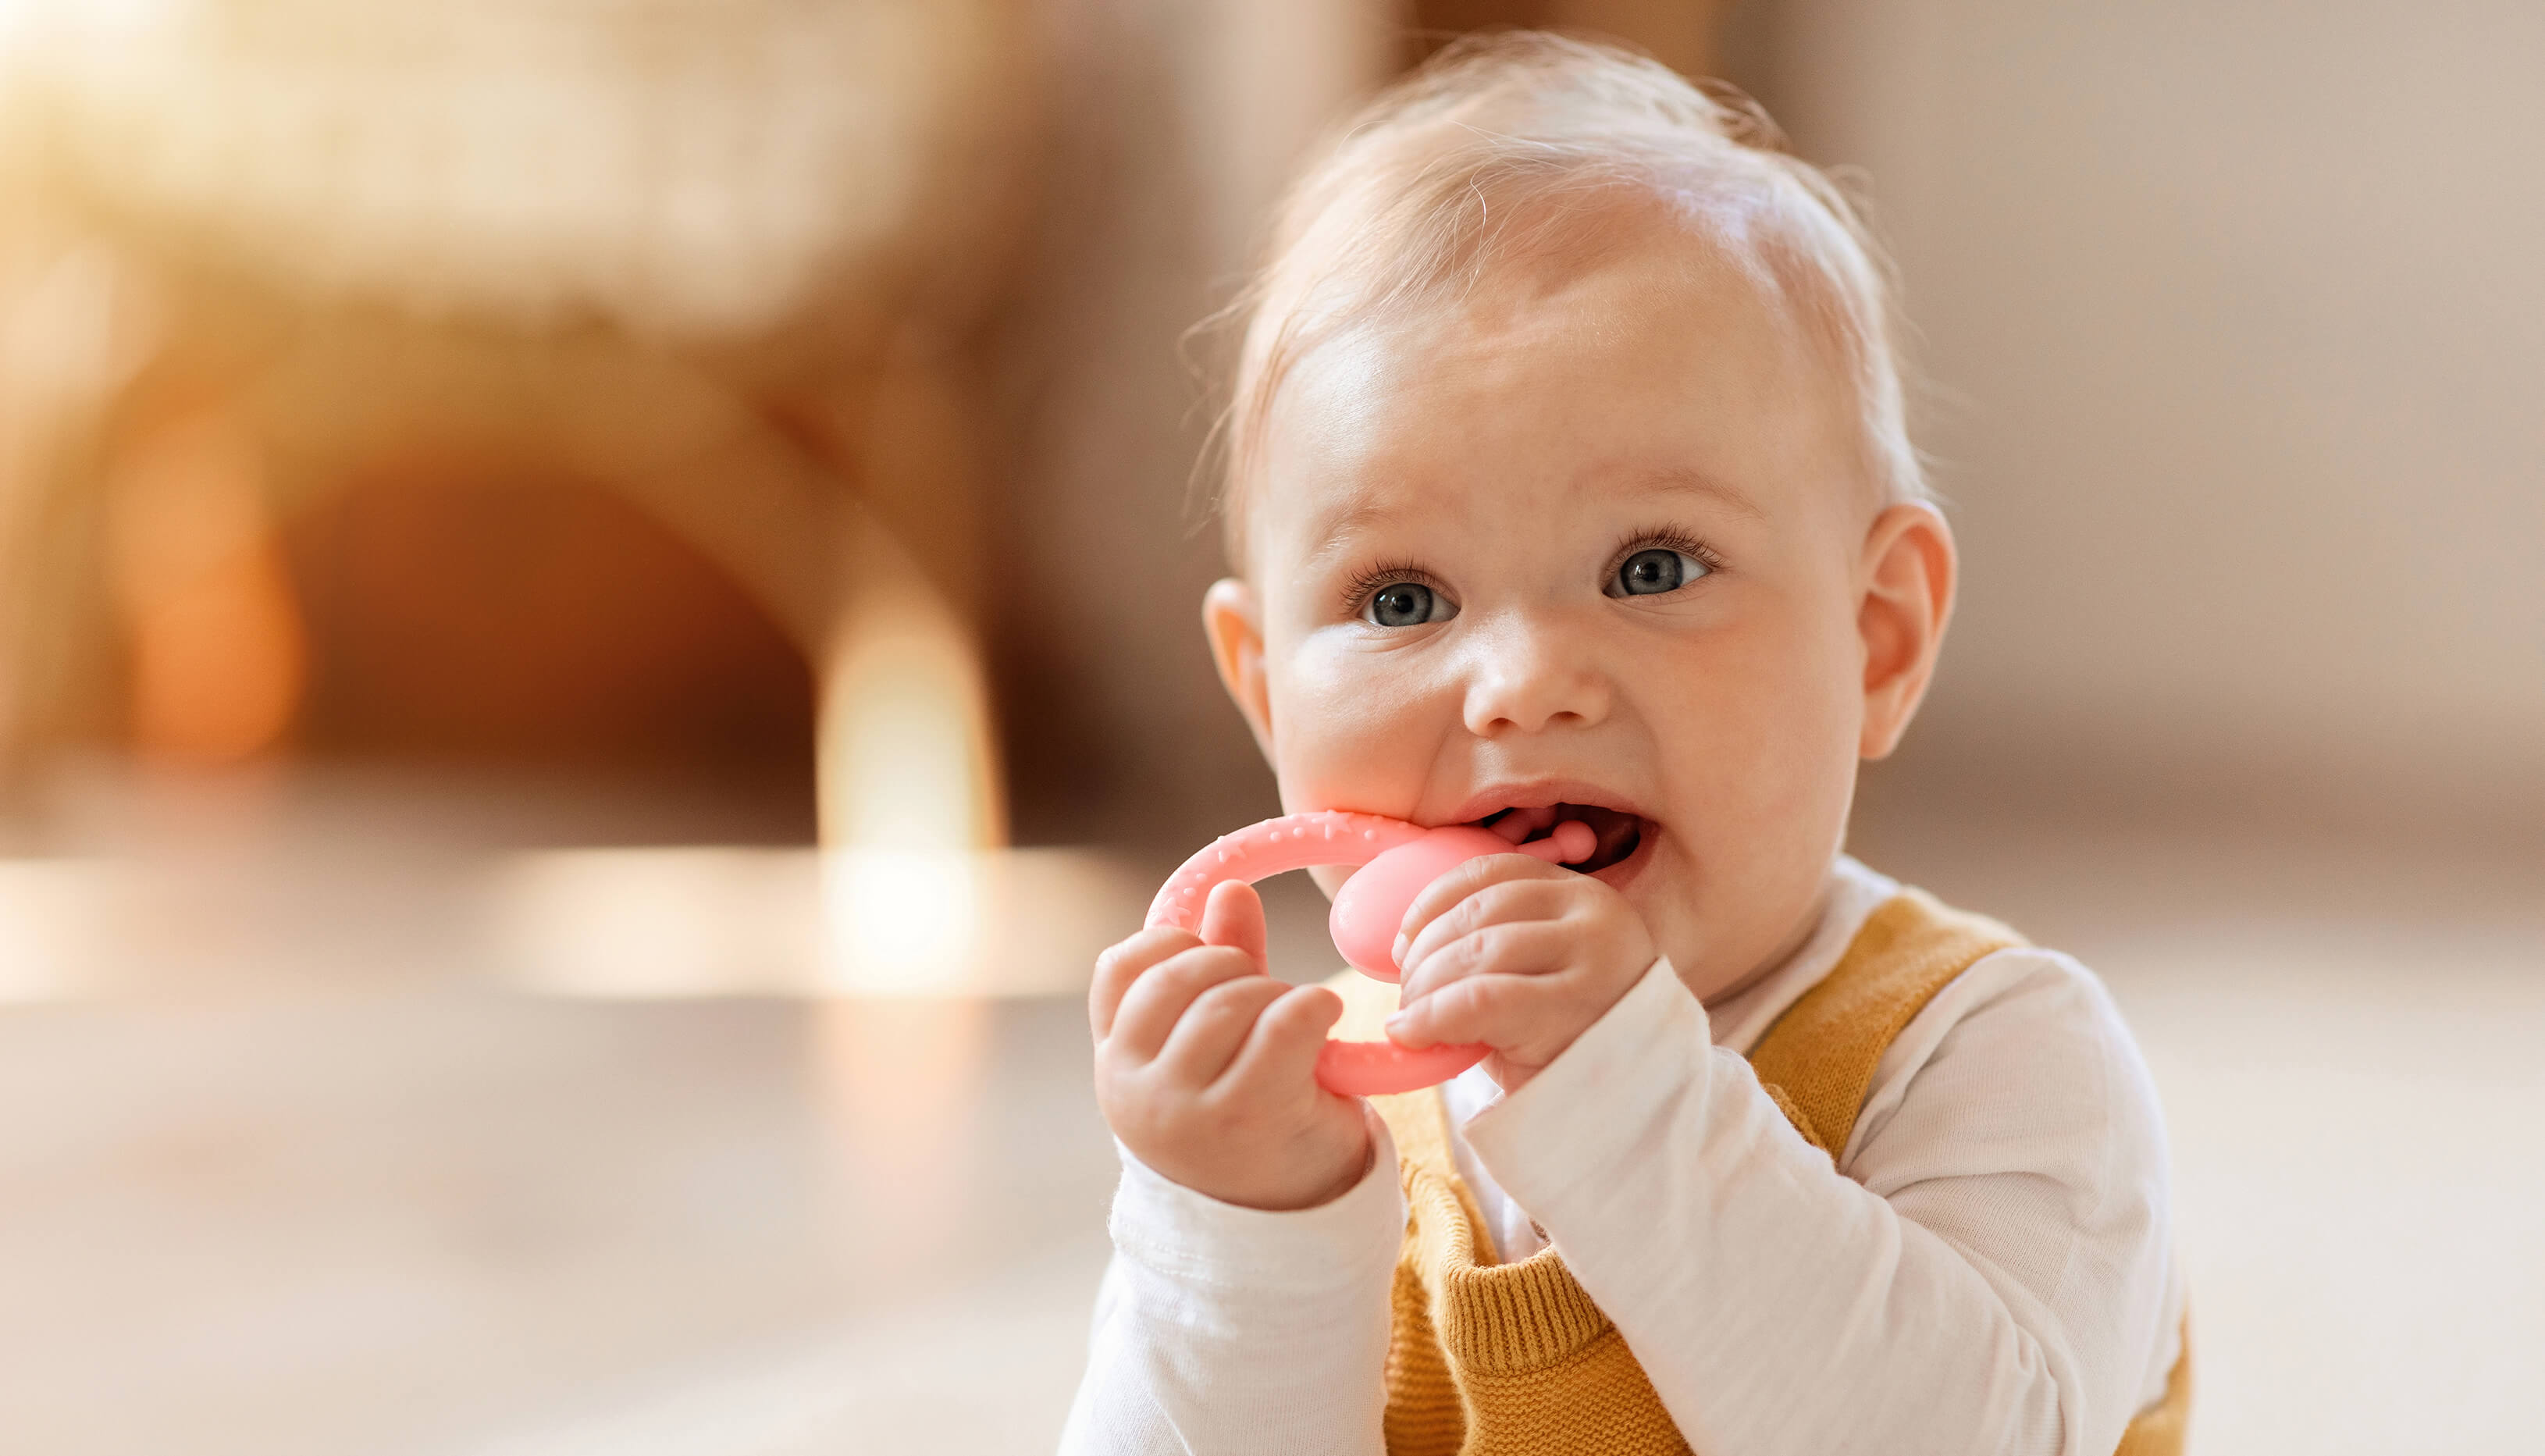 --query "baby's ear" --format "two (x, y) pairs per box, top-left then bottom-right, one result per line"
(1202, 578), (1276, 757)
(1856, 502), (1957, 760)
